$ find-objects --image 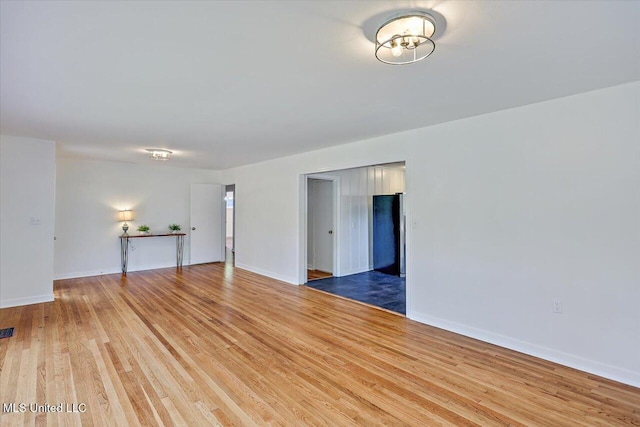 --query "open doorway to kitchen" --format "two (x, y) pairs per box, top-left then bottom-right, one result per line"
(302, 163), (407, 315)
